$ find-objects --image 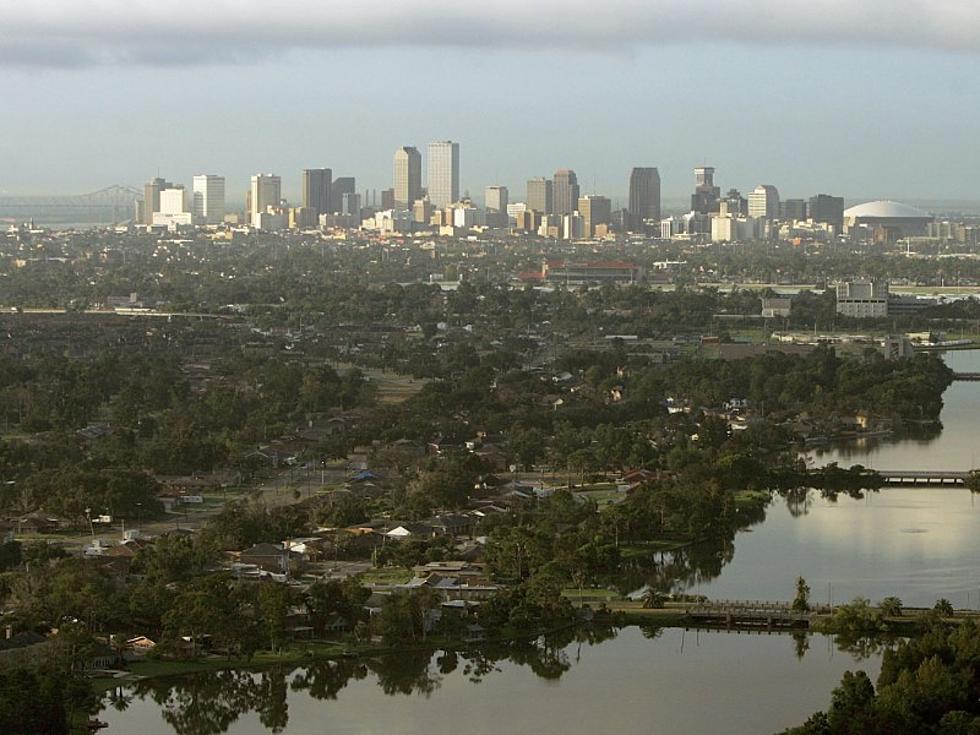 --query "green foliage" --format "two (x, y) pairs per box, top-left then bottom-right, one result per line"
(786, 620), (980, 735)
(0, 667), (72, 735)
